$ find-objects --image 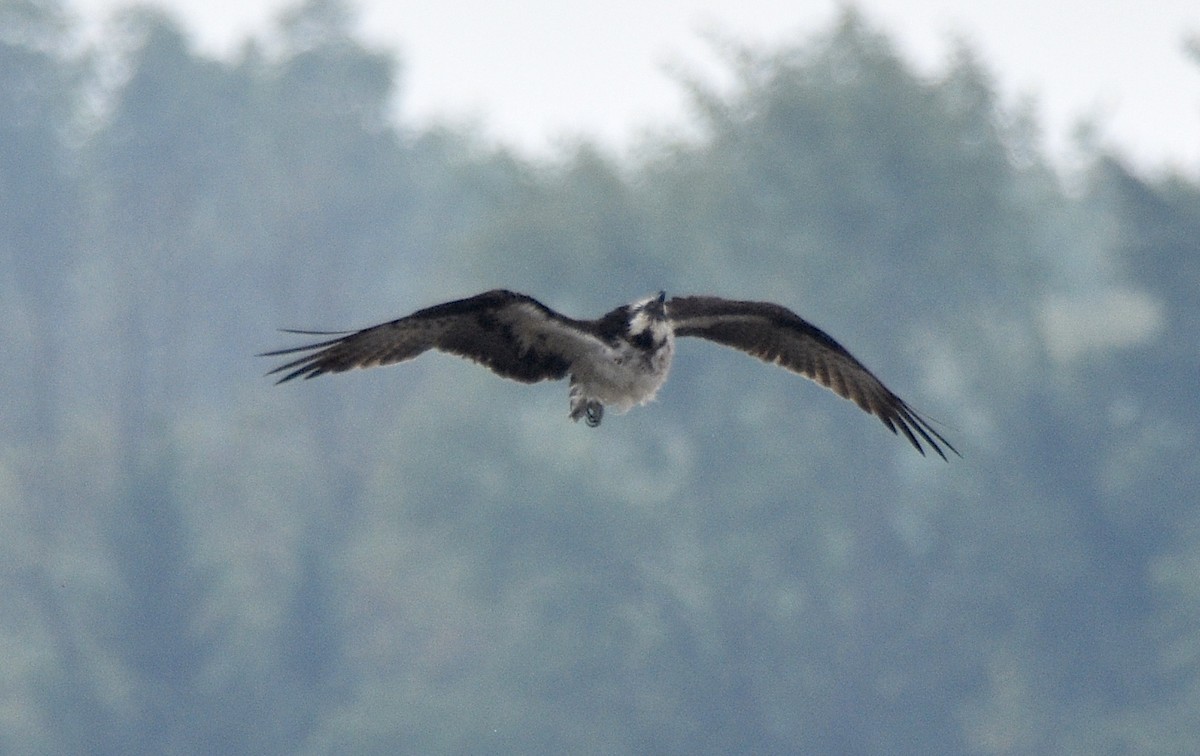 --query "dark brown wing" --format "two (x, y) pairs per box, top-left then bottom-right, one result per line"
(667, 296), (957, 459)
(262, 290), (592, 384)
